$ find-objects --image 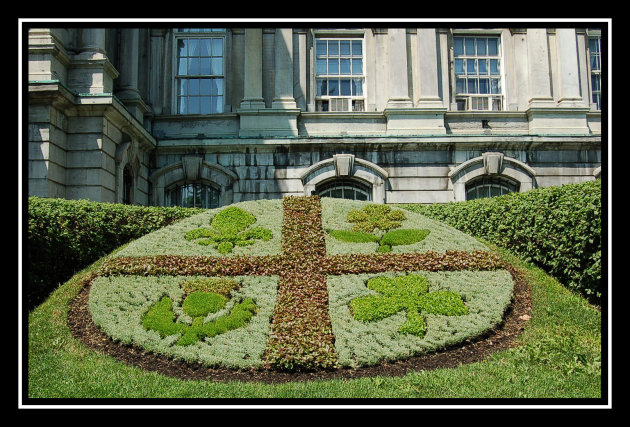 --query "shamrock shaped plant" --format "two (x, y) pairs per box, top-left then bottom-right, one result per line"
(185, 206), (272, 254)
(142, 277), (257, 346)
(350, 274), (468, 337)
(328, 204), (430, 252)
